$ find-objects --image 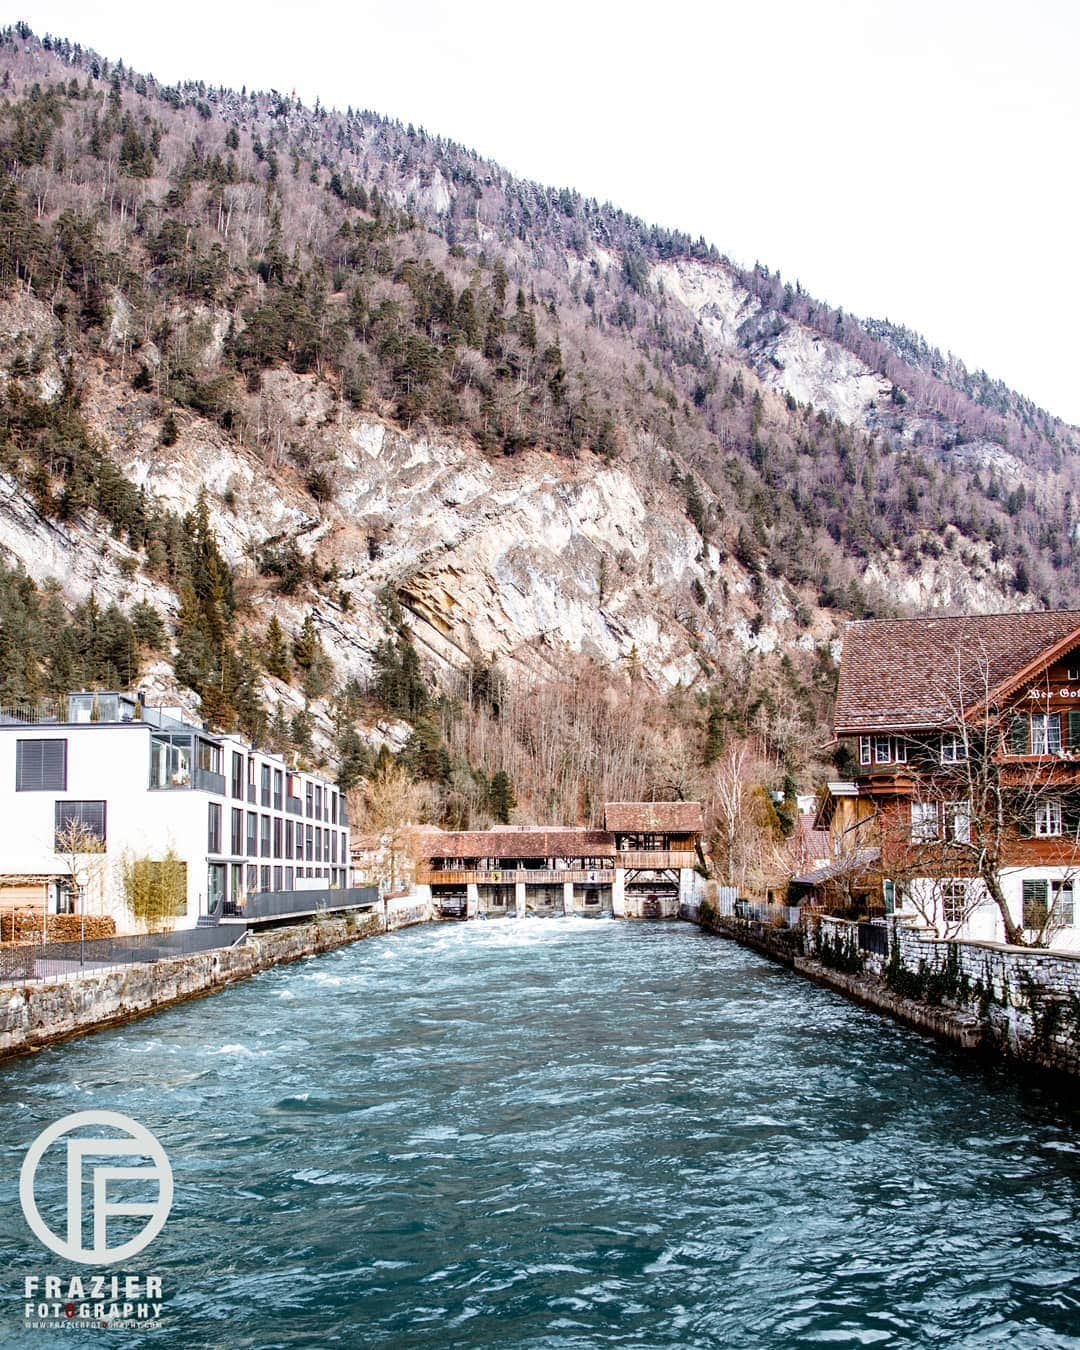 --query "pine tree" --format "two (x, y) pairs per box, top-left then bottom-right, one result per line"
(265, 616), (291, 680)
(703, 701), (726, 764)
(489, 770), (516, 824)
